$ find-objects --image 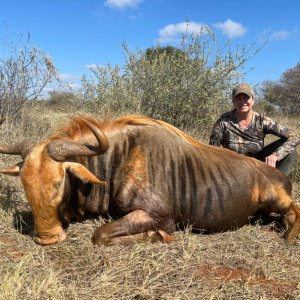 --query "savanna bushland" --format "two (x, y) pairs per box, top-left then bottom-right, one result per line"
(1, 31), (300, 299)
